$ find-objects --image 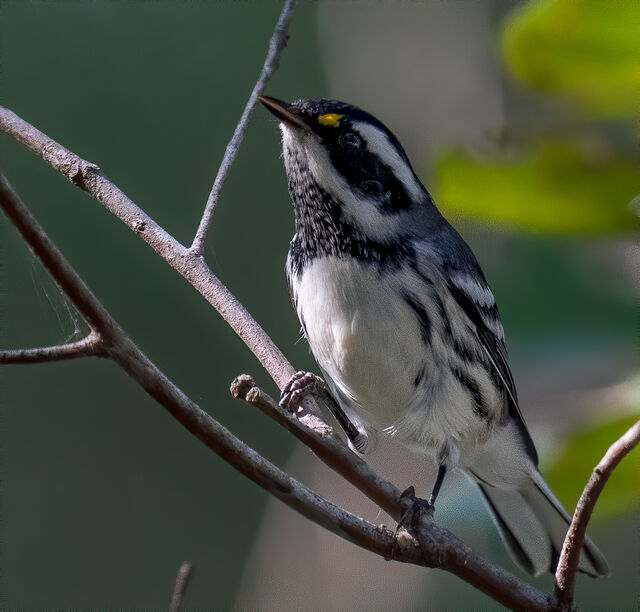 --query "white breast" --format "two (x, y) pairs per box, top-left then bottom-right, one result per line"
(293, 256), (426, 430)
(291, 255), (501, 462)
